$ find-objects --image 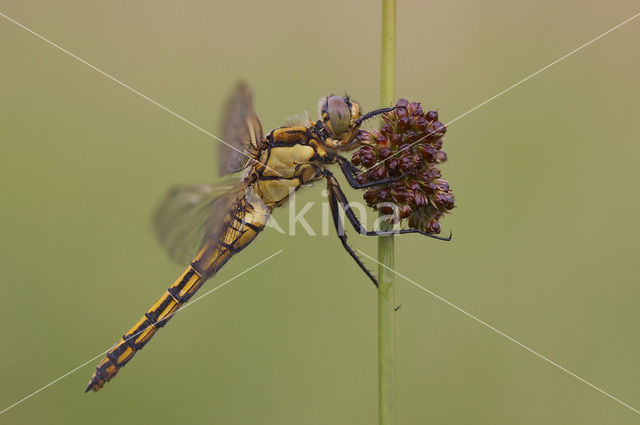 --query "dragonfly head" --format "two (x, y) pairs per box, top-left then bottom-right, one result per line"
(318, 95), (361, 147)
